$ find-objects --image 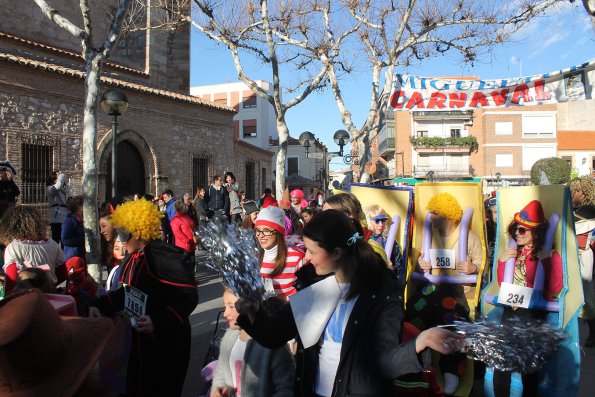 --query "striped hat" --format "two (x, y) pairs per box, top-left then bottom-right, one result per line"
(255, 206), (286, 234)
